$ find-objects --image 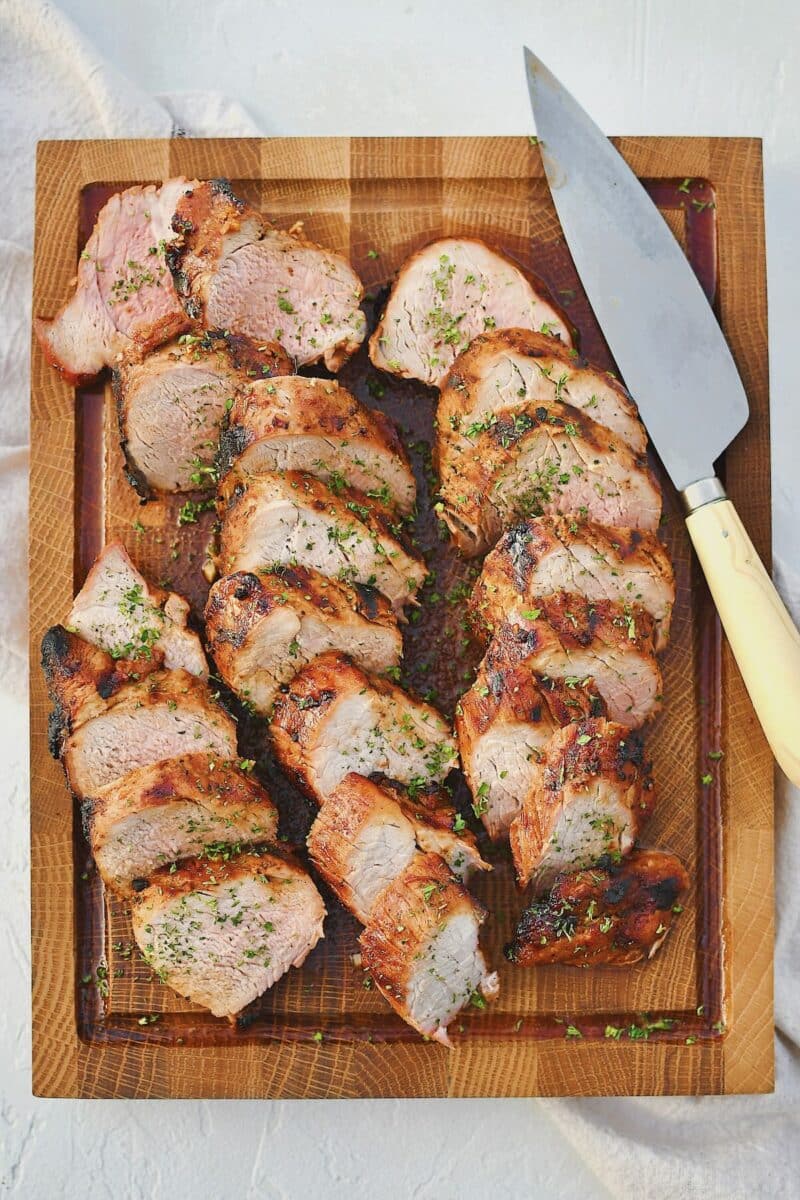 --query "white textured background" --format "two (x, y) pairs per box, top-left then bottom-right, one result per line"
(2, 1), (799, 1196)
